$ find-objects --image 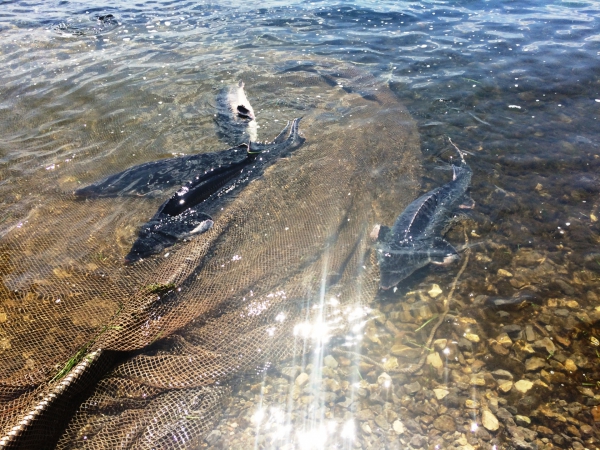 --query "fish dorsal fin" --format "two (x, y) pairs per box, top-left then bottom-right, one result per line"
(392, 191), (439, 239)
